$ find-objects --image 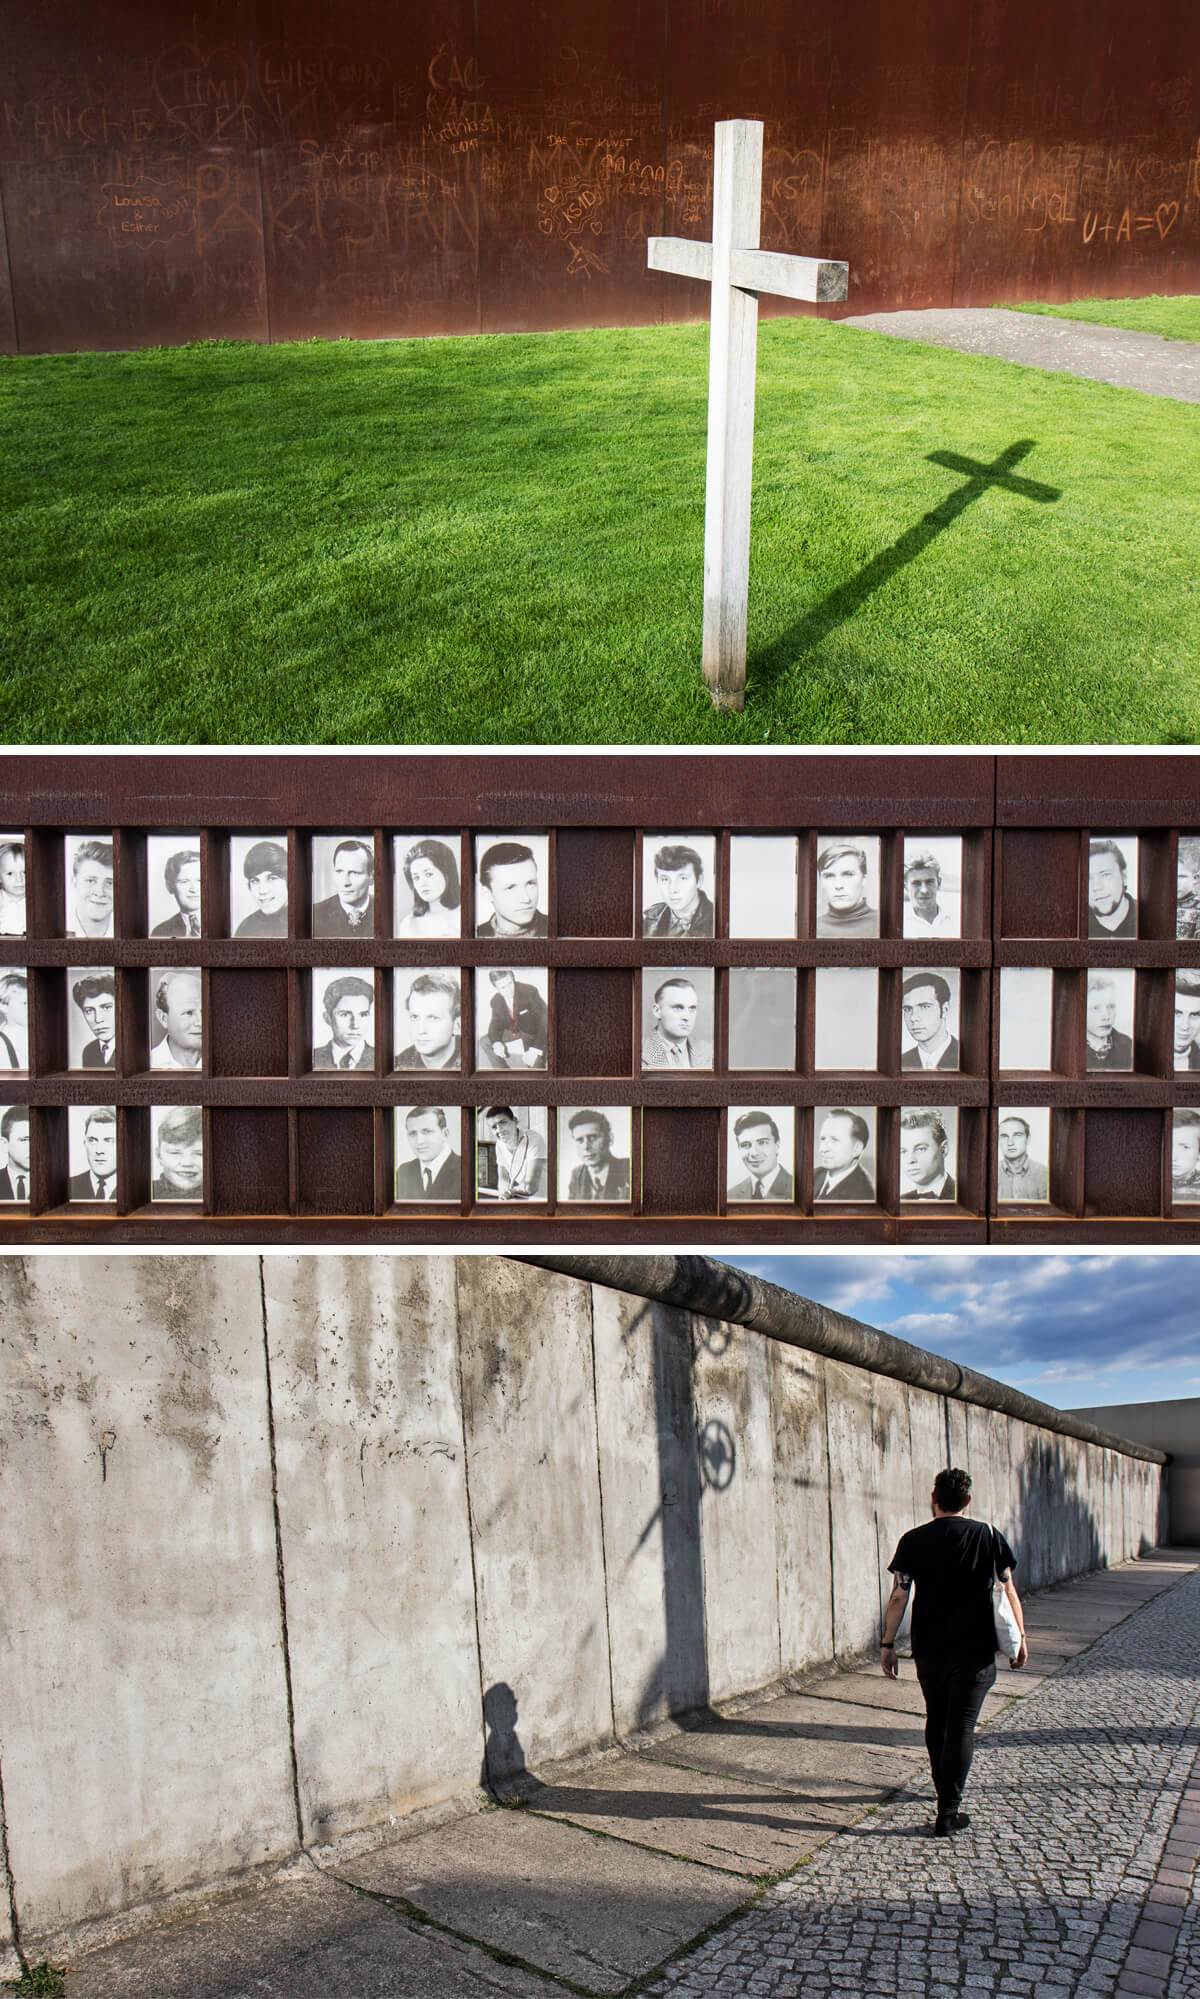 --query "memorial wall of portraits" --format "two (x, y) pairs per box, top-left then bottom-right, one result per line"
(1, 819), (1197, 1226)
